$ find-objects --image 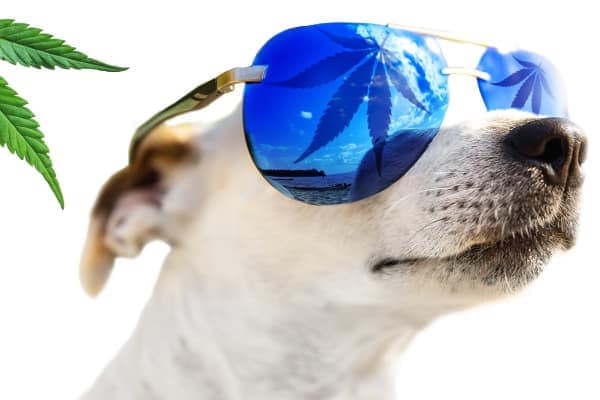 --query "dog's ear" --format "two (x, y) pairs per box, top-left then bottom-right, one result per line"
(80, 124), (199, 297)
